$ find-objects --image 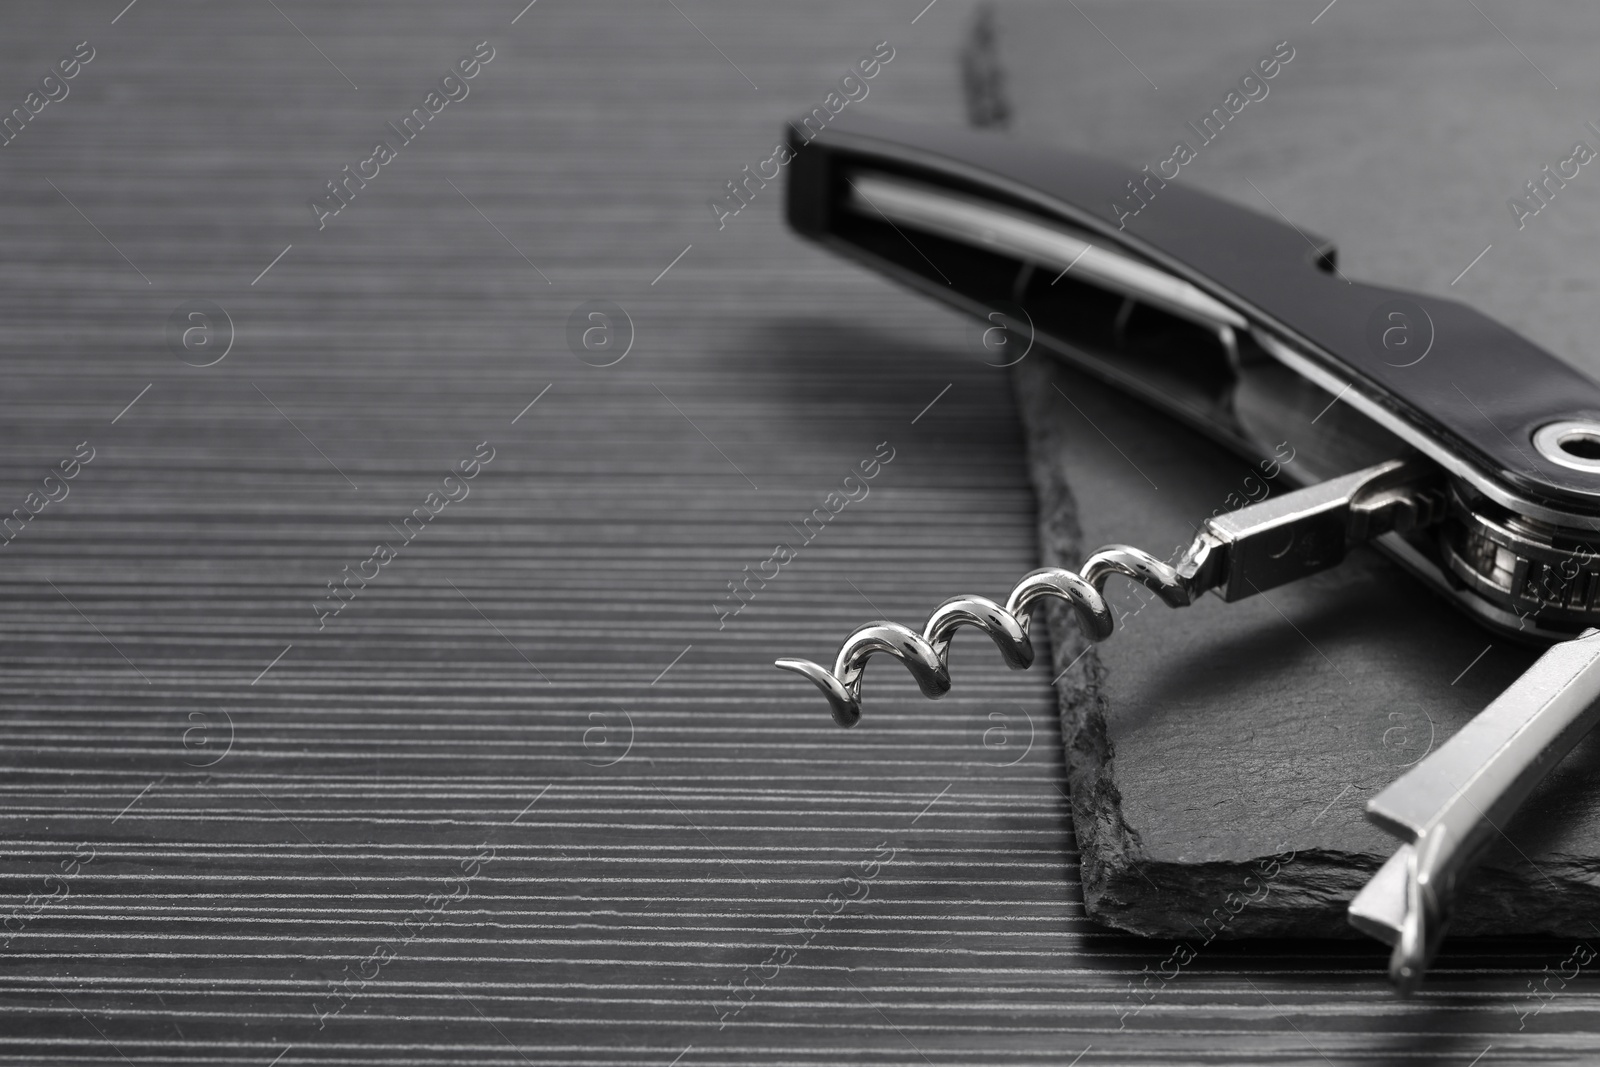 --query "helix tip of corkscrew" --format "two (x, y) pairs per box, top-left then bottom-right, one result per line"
(774, 657), (864, 727)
